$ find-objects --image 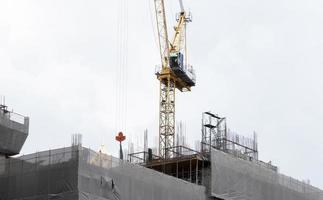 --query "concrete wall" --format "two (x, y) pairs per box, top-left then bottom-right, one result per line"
(211, 148), (323, 200)
(79, 148), (207, 200)
(0, 146), (207, 200)
(0, 111), (29, 156)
